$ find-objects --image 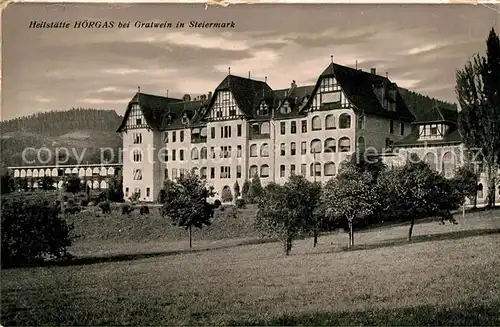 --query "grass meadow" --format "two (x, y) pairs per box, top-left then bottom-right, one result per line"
(1, 203), (500, 325)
